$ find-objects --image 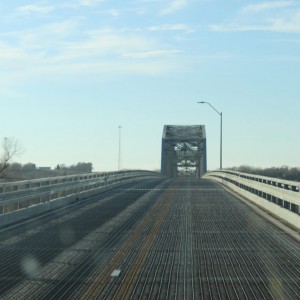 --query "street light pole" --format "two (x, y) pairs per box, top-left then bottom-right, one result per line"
(197, 101), (223, 170)
(118, 126), (122, 171)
